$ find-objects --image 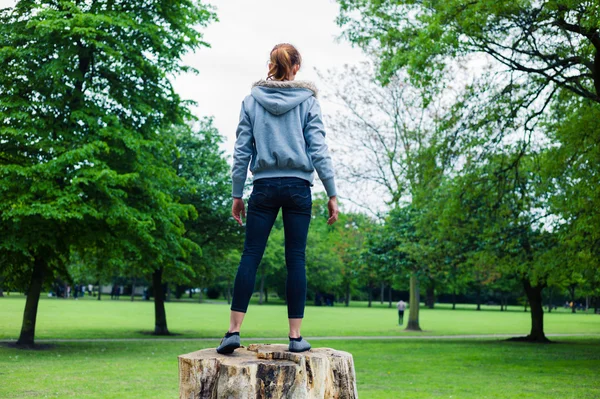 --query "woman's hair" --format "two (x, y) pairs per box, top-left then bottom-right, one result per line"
(267, 43), (302, 81)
